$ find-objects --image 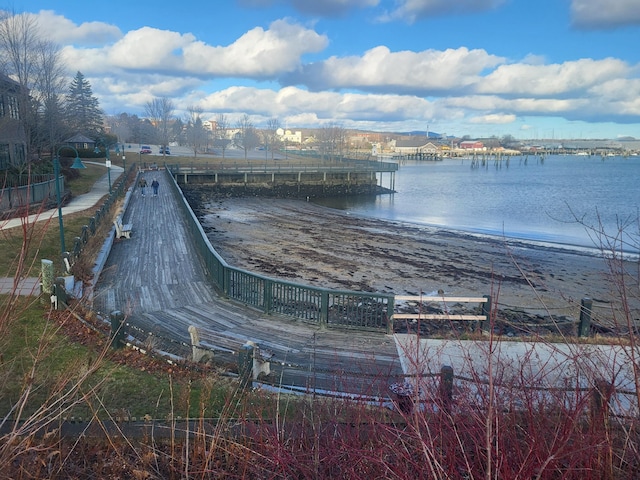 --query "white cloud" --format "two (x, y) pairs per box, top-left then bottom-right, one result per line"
(239, 0), (379, 16)
(29, 10), (121, 46)
(62, 19), (327, 79)
(198, 85), (440, 122)
(285, 46), (504, 93)
(182, 19), (328, 77)
(469, 113), (516, 124)
(380, 0), (506, 23)
(290, 0), (379, 16)
(27, 10), (640, 136)
(571, 0), (640, 29)
(477, 58), (630, 96)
